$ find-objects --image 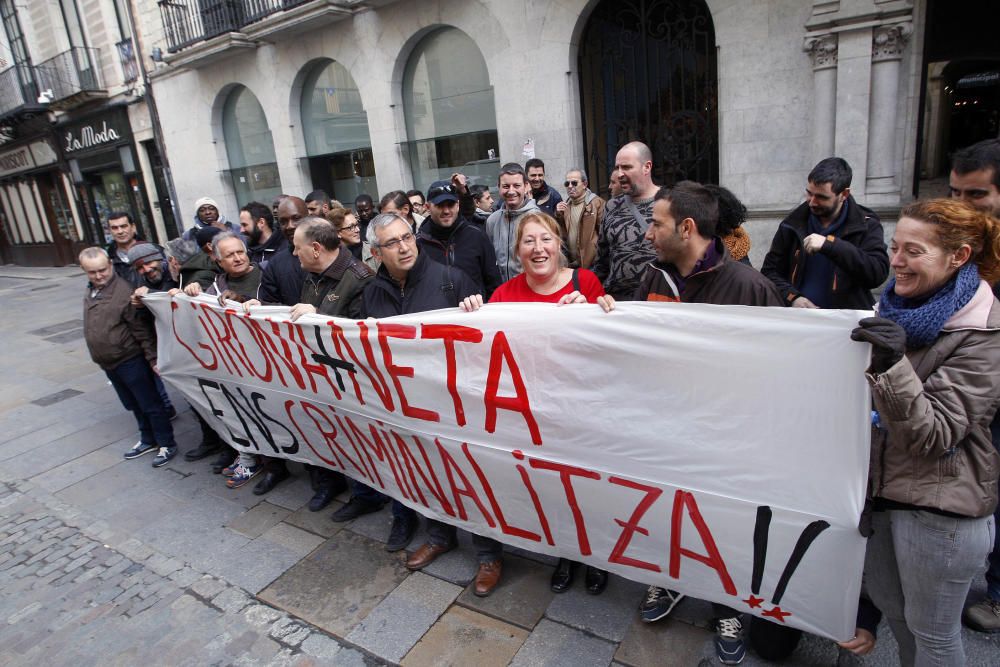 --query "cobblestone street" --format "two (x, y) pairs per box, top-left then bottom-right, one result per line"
(2, 266), (999, 666)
